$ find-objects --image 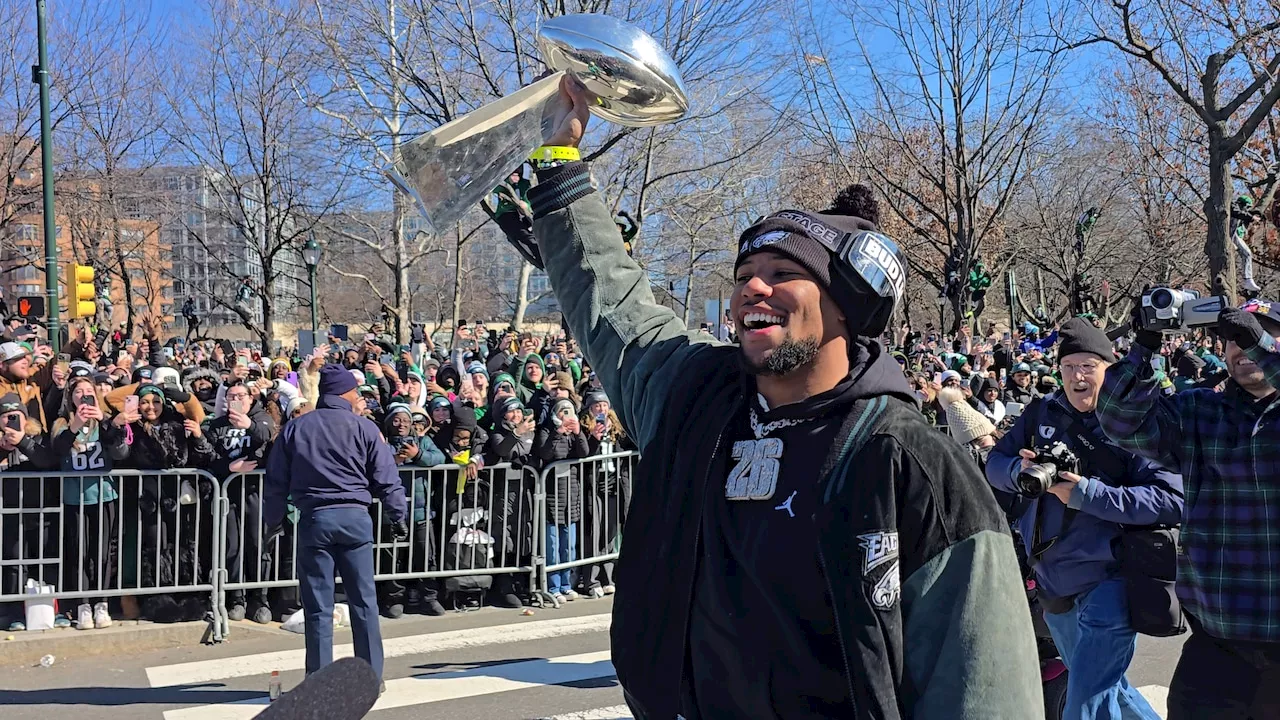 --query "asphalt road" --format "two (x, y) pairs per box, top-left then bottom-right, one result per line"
(0, 597), (1186, 720)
